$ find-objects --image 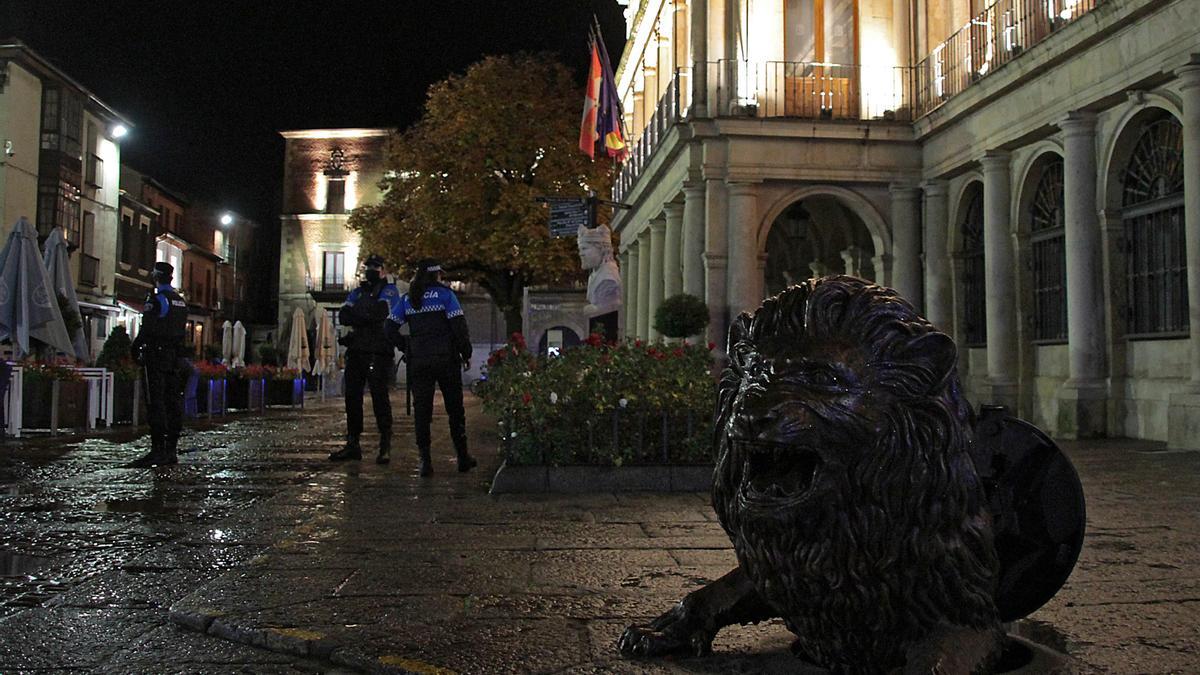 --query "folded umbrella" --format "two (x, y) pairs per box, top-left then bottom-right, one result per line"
(42, 227), (89, 360)
(0, 217), (75, 357)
